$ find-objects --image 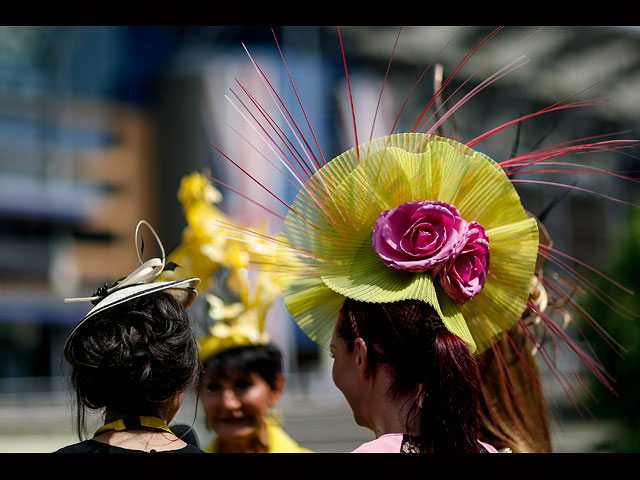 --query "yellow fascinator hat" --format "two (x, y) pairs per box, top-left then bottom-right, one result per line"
(64, 220), (200, 364)
(159, 171), (281, 363)
(276, 133), (539, 354)
(198, 269), (280, 363)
